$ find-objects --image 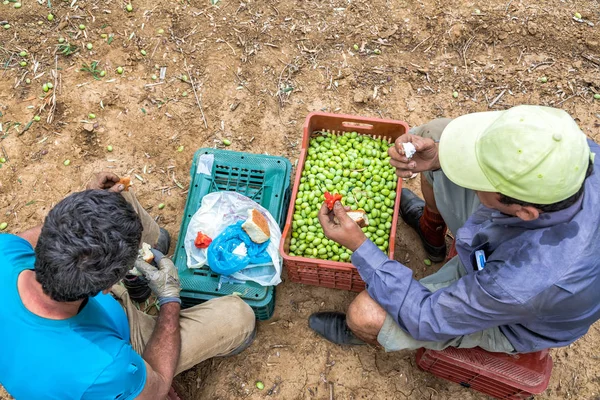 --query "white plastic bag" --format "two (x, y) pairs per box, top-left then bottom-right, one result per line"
(184, 191), (282, 286)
